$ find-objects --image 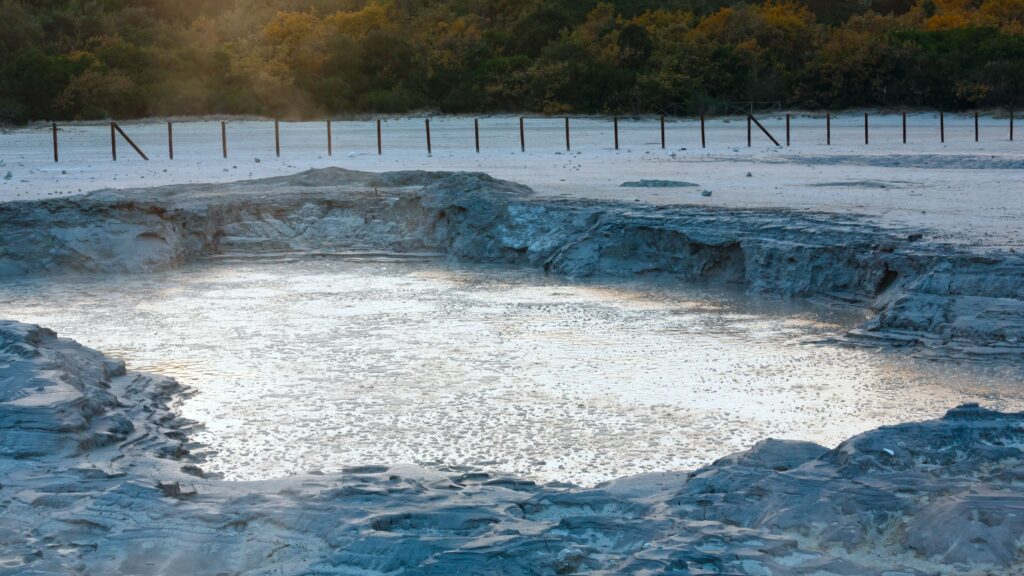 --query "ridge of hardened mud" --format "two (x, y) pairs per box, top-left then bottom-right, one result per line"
(3, 318), (1024, 575)
(0, 167), (1022, 358)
